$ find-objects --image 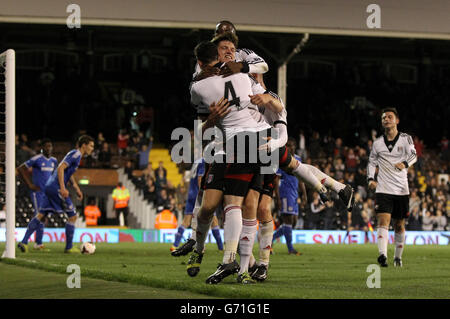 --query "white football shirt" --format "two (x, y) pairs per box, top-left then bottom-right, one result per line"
(190, 68), (270, 141)
(367, 132), (417, 195)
